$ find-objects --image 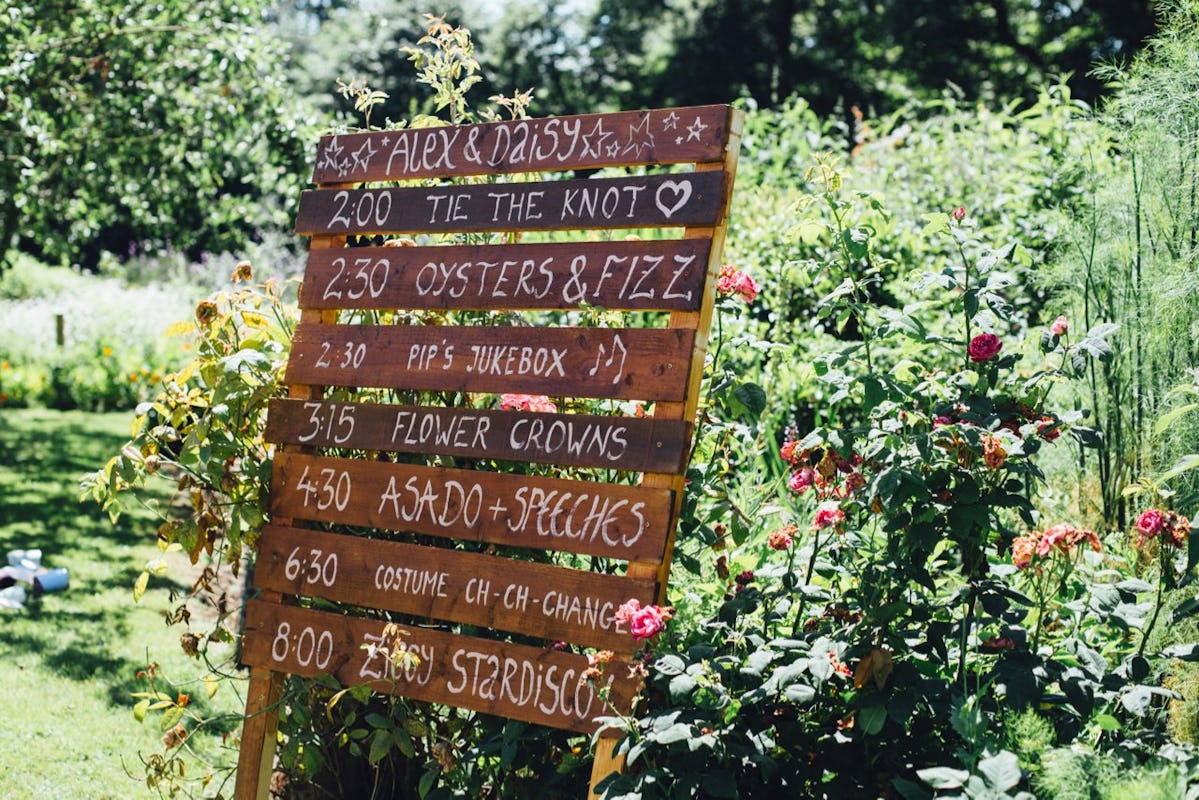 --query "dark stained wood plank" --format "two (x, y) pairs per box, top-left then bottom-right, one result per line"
(311, 105), (731, 183)
(265, 399), (689, 474)
(285, 324), (695, 402)
(294, 172), (725, 236)
(299, 239), (711, 312)
(254, 525), (656, 651)
(241, 599), (641, 734)
(269, 452), (673, 562)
